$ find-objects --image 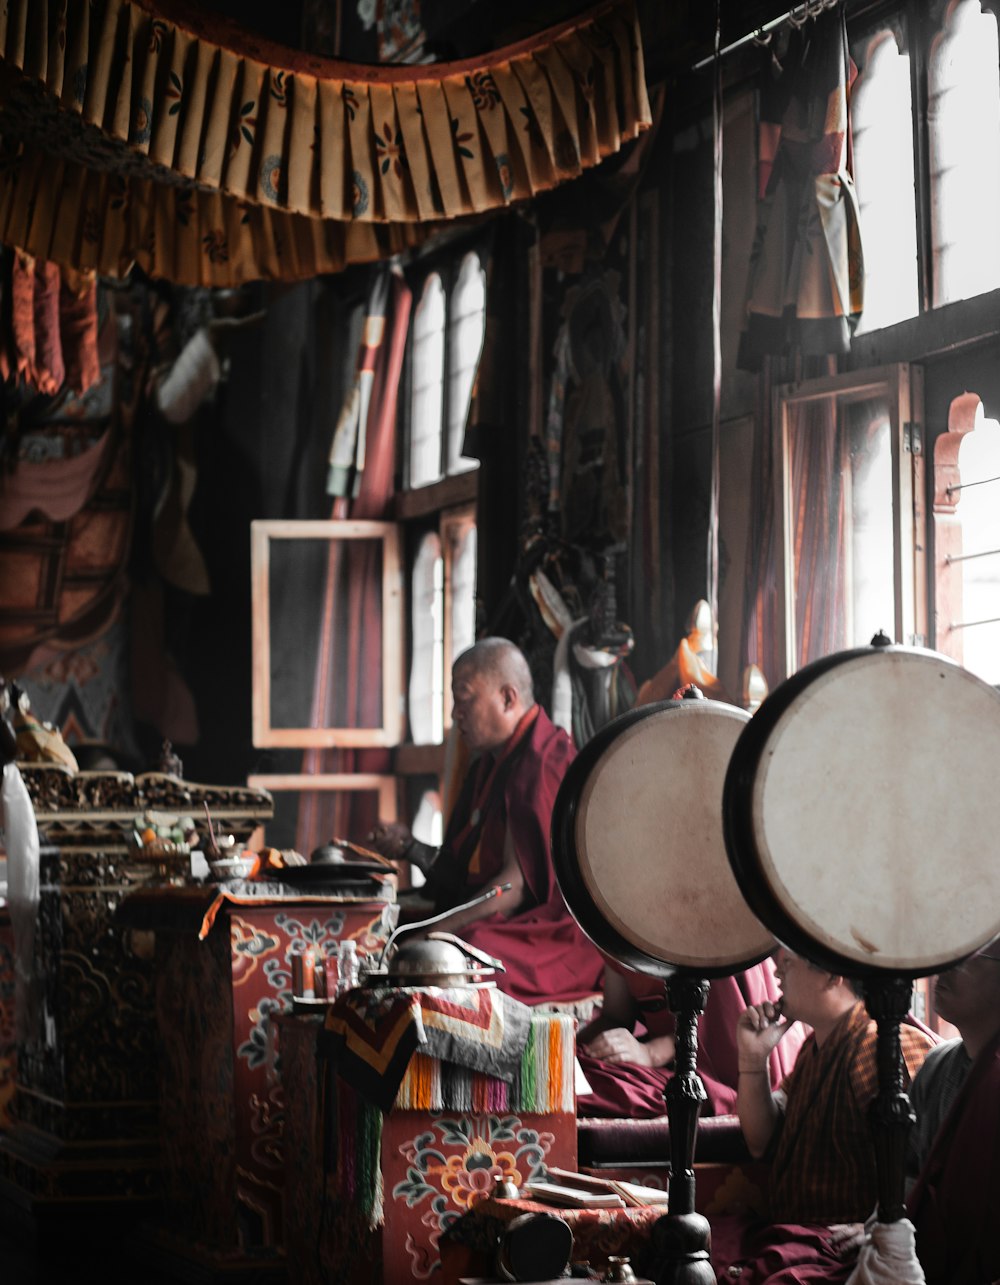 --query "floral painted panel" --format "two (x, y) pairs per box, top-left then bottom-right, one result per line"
(383, 1109), (576, 1281)
(279, 1013), (577, 1285)
(156, 899), (388, 1257)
